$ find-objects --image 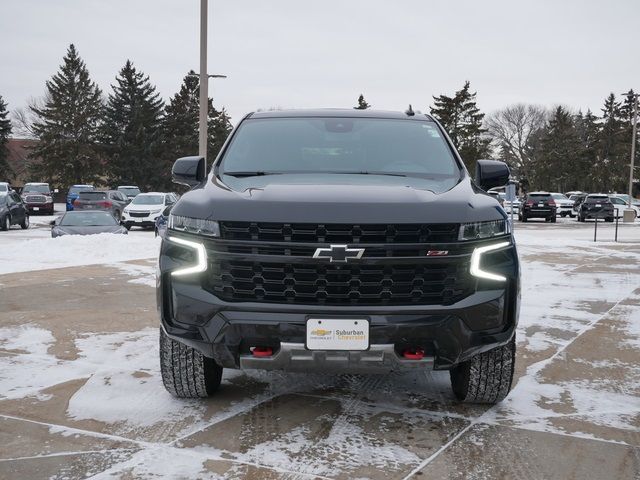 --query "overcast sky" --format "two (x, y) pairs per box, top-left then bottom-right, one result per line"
(1, 0), (638, 126)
